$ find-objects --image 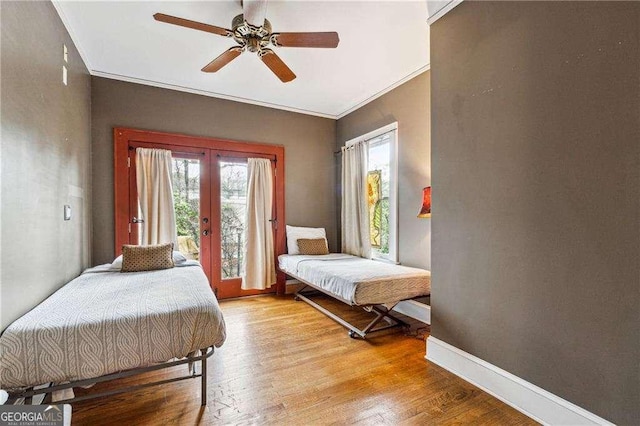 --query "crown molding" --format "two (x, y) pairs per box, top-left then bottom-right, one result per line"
(91, 71), (337, 119)
(427, 0), (464, 26)
(336, 64), (430, 119)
